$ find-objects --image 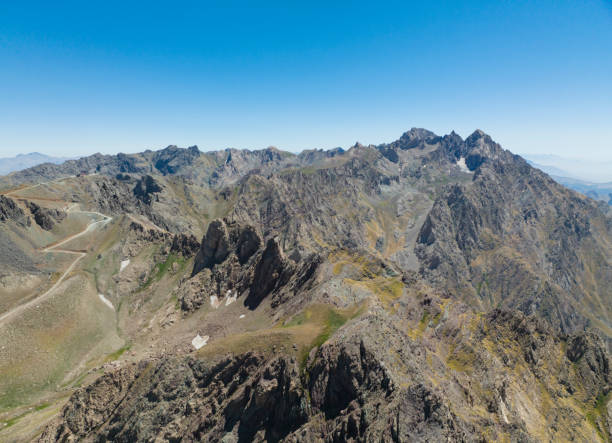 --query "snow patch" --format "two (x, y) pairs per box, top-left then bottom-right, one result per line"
(98, 293), (114, 310)
(191, 334), (209, 350)
(120, 259), (130, 273)
(456, 157), (472, 173)
(499, 400), (510, 424)
(210, 295), (221, 309)
(225, 290), (237, 306)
